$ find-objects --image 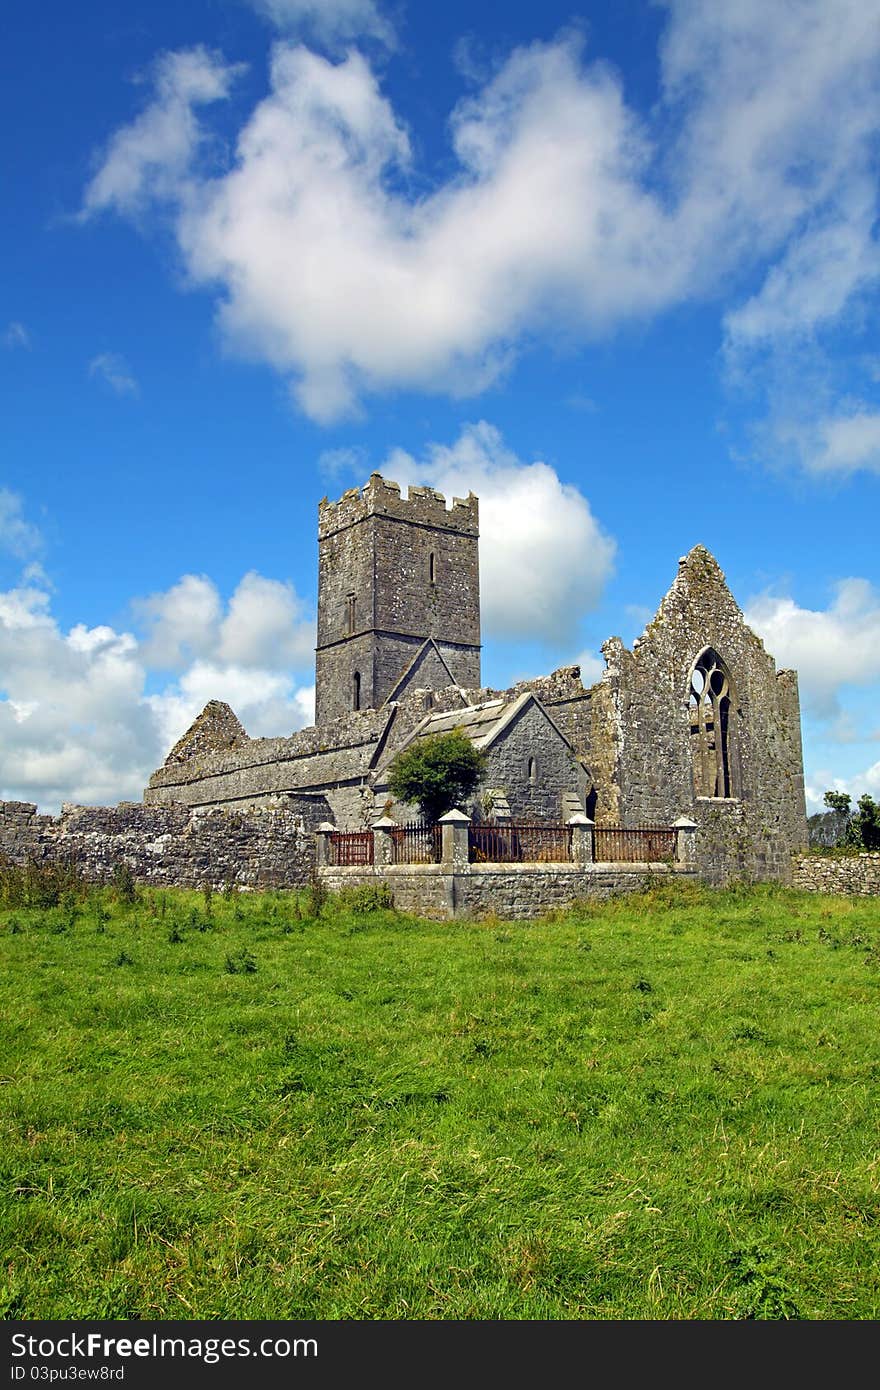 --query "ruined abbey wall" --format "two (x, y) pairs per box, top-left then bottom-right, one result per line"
(588, 548), (808, 883)
(0, 800), (315, 889)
